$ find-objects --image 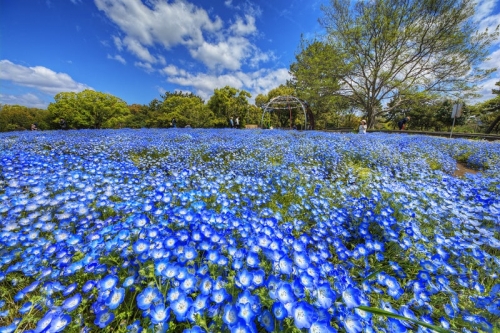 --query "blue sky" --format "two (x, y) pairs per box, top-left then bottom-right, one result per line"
(1, 0), (499, 109)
